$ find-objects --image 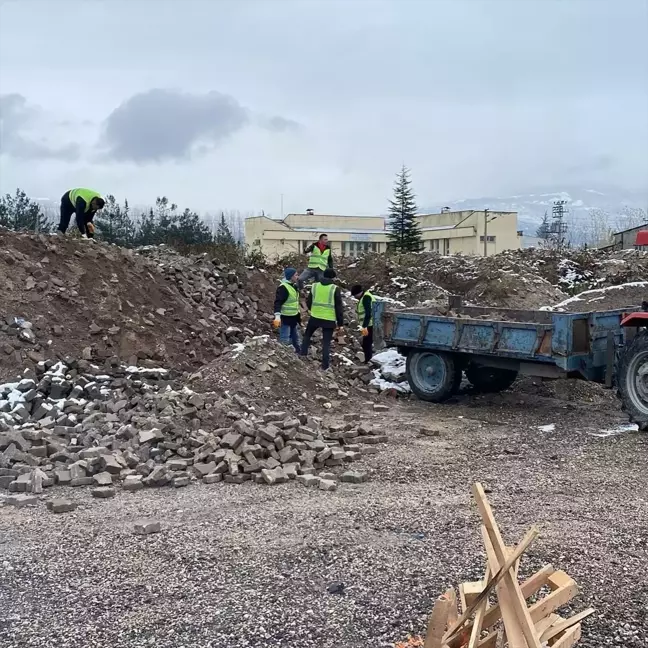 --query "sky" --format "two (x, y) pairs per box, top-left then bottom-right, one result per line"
(0, 0), (647, 216)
